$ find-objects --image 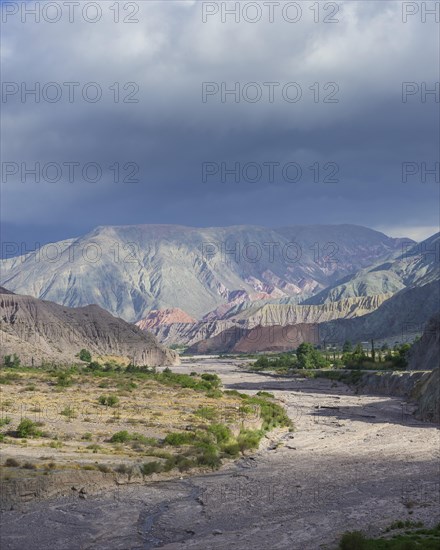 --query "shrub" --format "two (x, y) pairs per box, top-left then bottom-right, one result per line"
(221, 441), (240, 457)
(194, 406), (217, 421)
(207, 424), (232, 444)
(22, 462), (37, 470)
(97, 464), (112, 473)
(98, 394), (119, 407)
(200, 373), (221, 386)
(79, 349), (92, 362)
(131, 433), (158, 446)
(110, 430), (131, 443)
(56, 373), (73, 387)
(237, 429), (261, 454)
(164, 432), (196, 446)
(256, 391), (275, 398)
(16, 418), (43, 438)
(107, 394), (119, 407)
(88, 361), (102, 371)
(205, 389), (223, 398)
(196, 444), (221, 469)
(0, 417), (11, 427)
(5, 458), (20, 467)
(60, 406), (76, 419)
(339, 531), (367, 550)
(3, 354), (21, 368)
(114, 464), (133, 475)
(140, 461), (163, 476)
(81, 432), (93, 441)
